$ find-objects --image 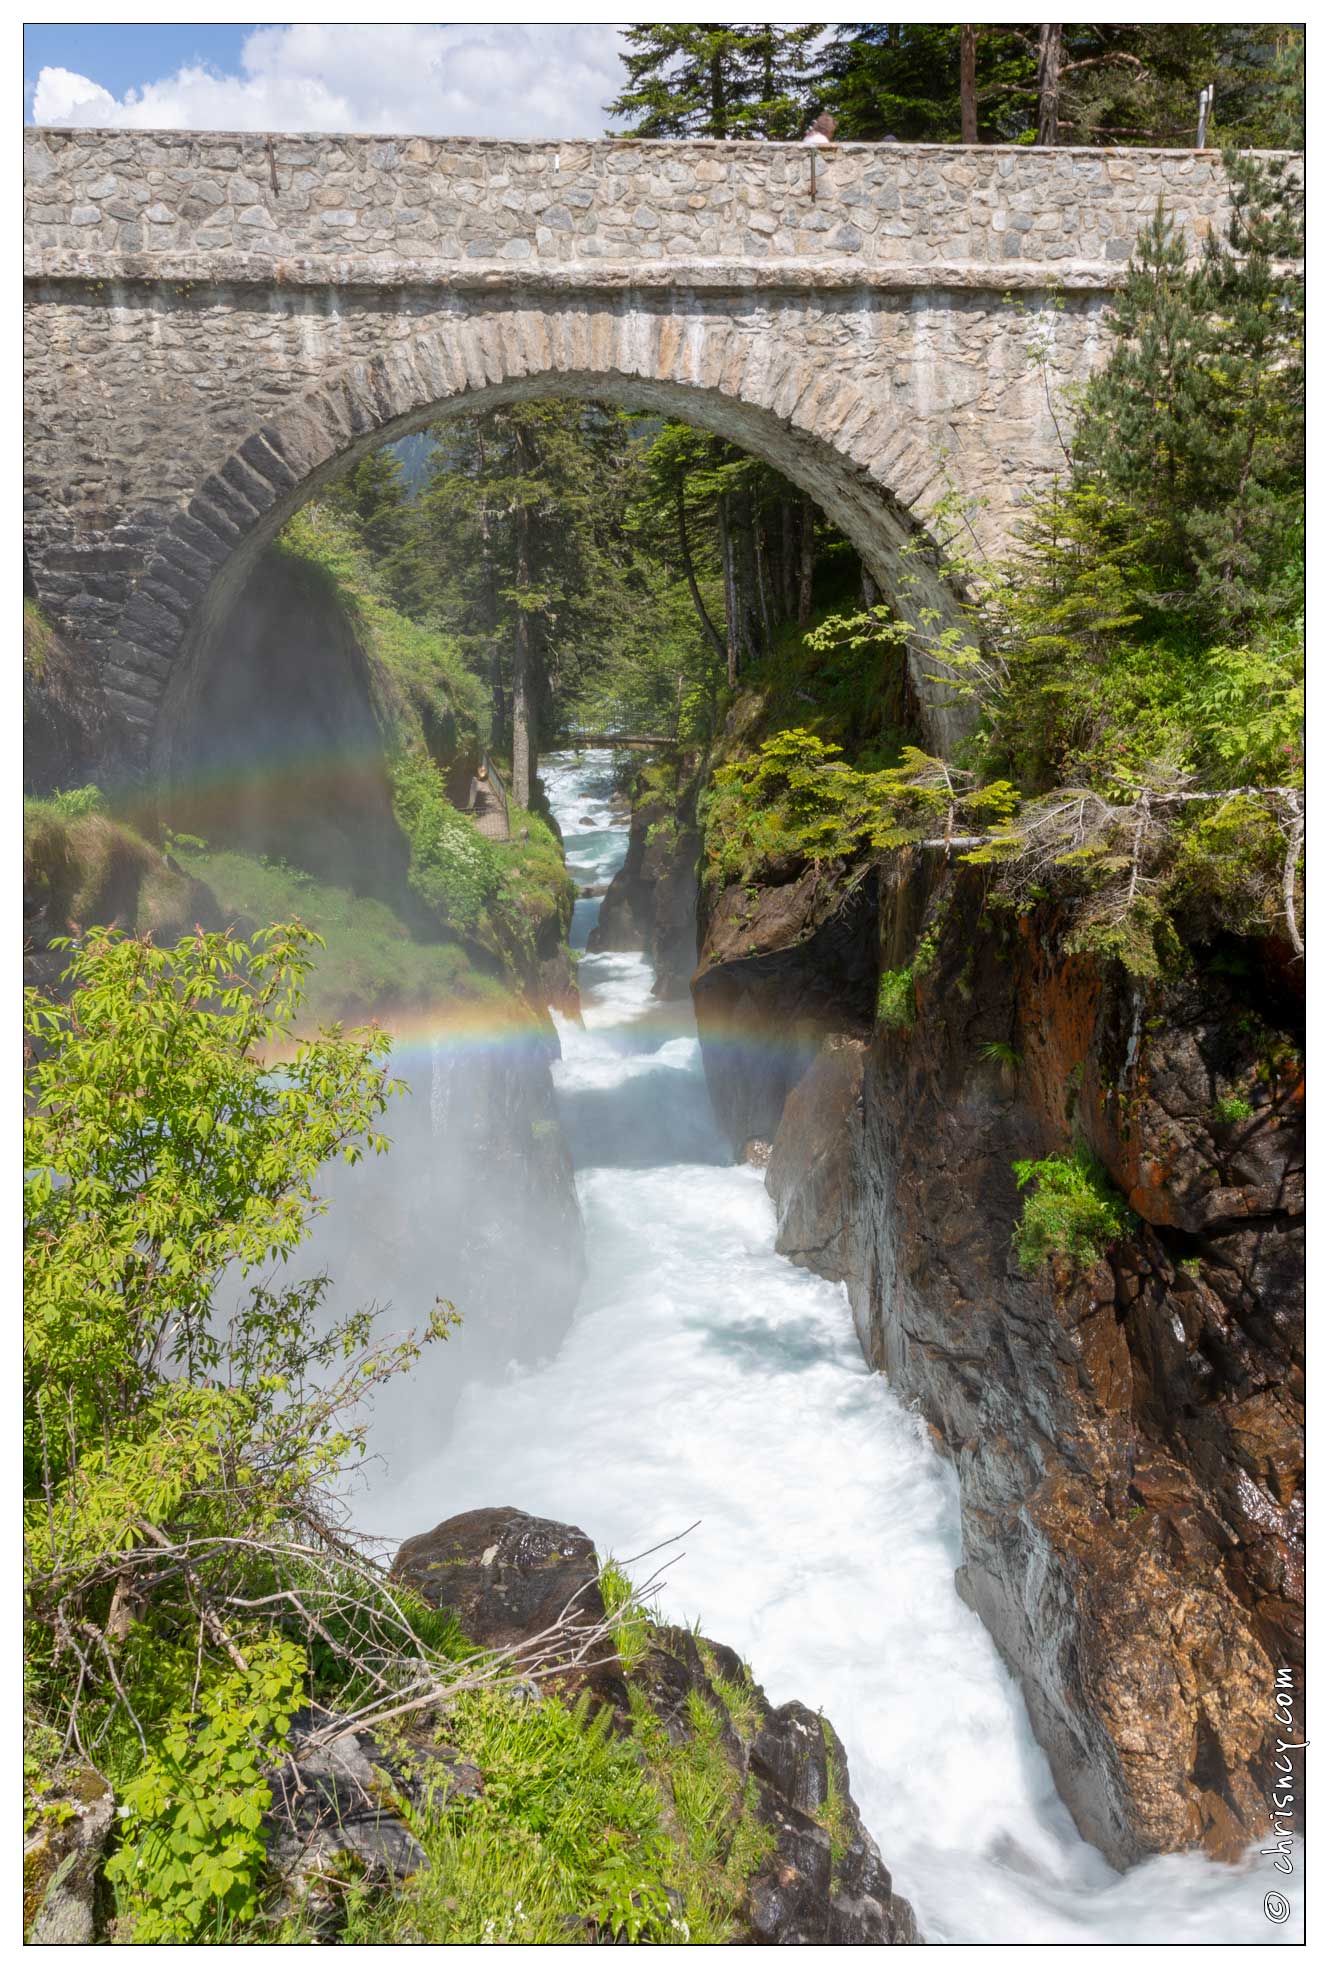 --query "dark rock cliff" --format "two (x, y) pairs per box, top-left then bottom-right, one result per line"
(588, 759), (703, 998)
(693, 846), (1303, 1871)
